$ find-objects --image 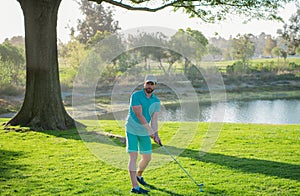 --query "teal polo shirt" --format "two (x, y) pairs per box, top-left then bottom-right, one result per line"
(126, 89), (160, 136)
